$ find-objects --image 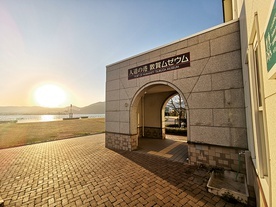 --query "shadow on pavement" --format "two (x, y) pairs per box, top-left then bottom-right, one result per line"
(137, 138), (189, 163)
(114, 147), (211, 200)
